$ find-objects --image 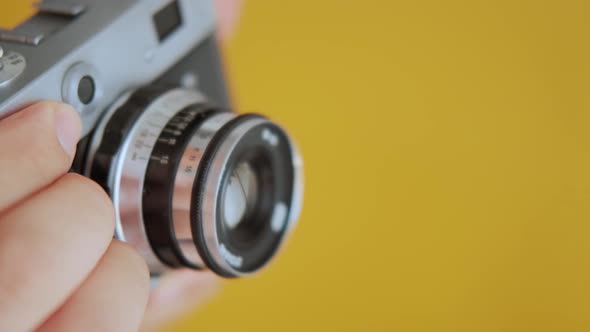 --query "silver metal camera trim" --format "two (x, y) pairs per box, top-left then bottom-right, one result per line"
(200, 118), (304, 276)
(0, 0), (216, 136)
(0, 52), (27, 88)
(1, 0), (305, 278)
(87, 88), (304, 276)
(61, 62), (104, 120)
(86, 88), (207, 274)
(172, 112), (235, 267)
